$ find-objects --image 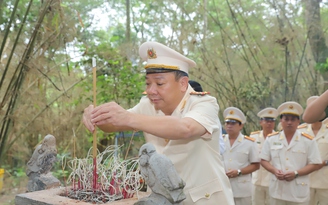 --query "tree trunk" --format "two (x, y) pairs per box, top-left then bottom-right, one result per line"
(304, 0), (328, 88)
(125, 0), (130, 42)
